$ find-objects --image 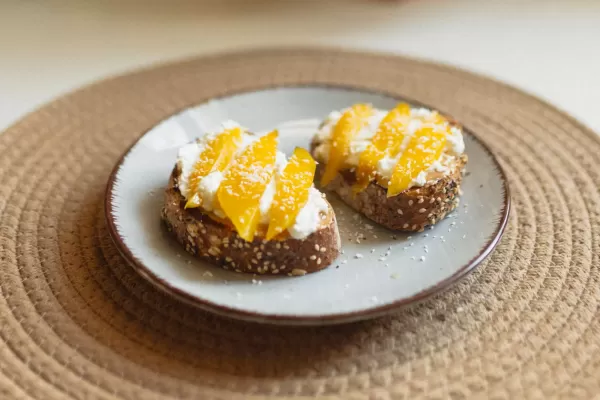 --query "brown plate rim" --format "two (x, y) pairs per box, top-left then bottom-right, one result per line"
(104, 84), (511, 326)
